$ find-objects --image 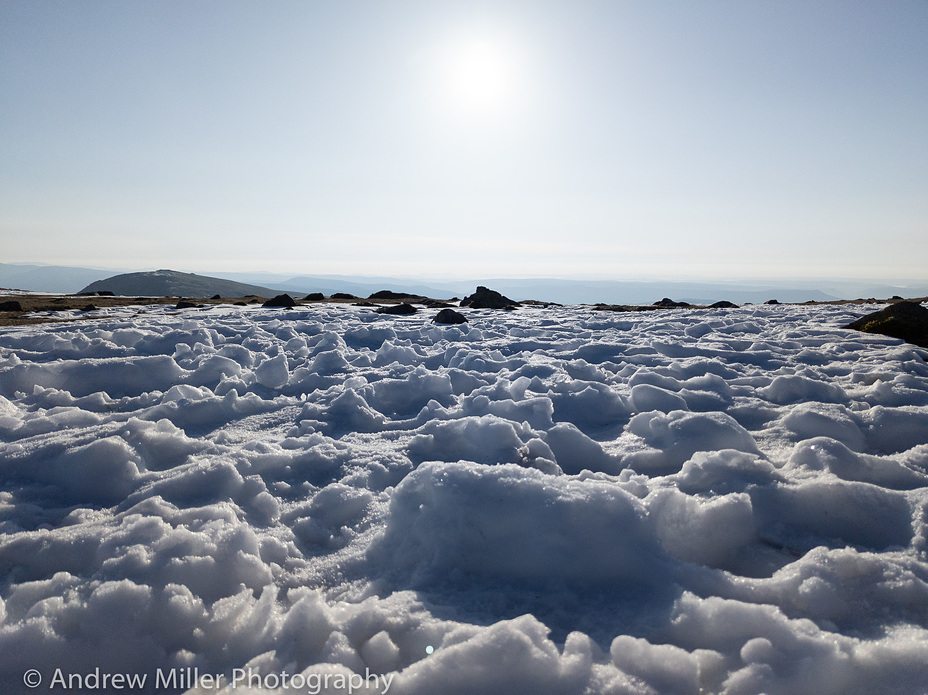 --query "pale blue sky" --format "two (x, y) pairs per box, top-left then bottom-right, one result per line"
(2, 1), (926, 280)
